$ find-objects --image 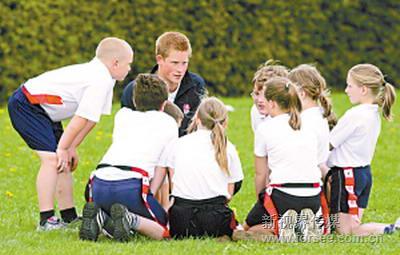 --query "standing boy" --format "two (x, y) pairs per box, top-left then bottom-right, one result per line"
(121, 31), (205, 136)
(8, 37), (134, 230)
